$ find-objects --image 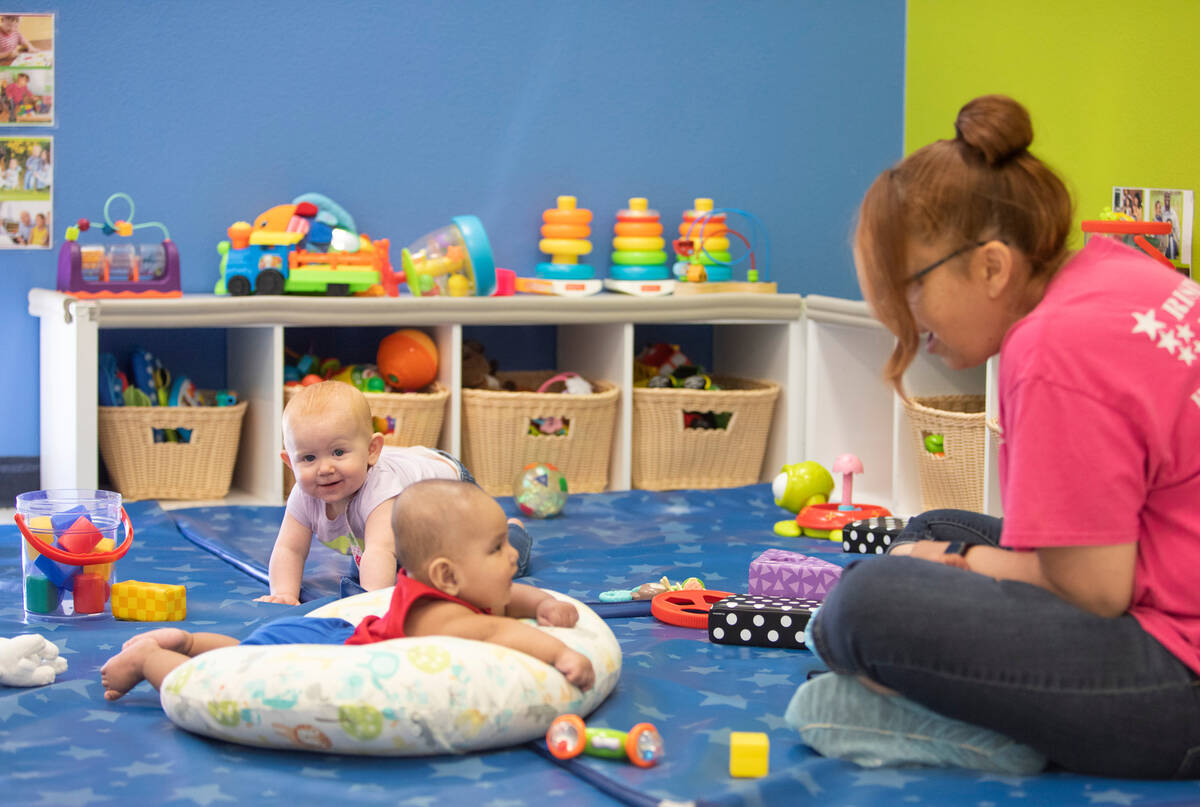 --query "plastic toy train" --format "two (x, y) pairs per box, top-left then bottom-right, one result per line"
(215, 222), (401, 297)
